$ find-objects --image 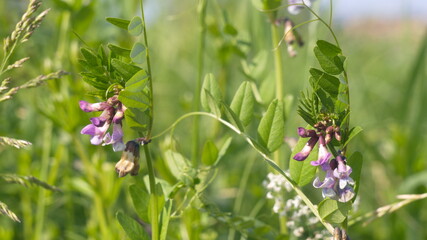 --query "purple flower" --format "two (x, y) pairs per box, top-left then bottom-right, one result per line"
(293, 136), (318, 161)
(337, 186), (355, 202)
(313, 170), (336, 198)
(288, 0), (312, 15)
(333, 155), (355, 189)
(79, 100), (109, 112)
(79, 96), (128, 151)
(313, 154), (356, 203)
(310, 135), (332, 166)
(90, 107), (115, 127)
(81, 120), (111, 145)
(103, 123), (125, 152)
